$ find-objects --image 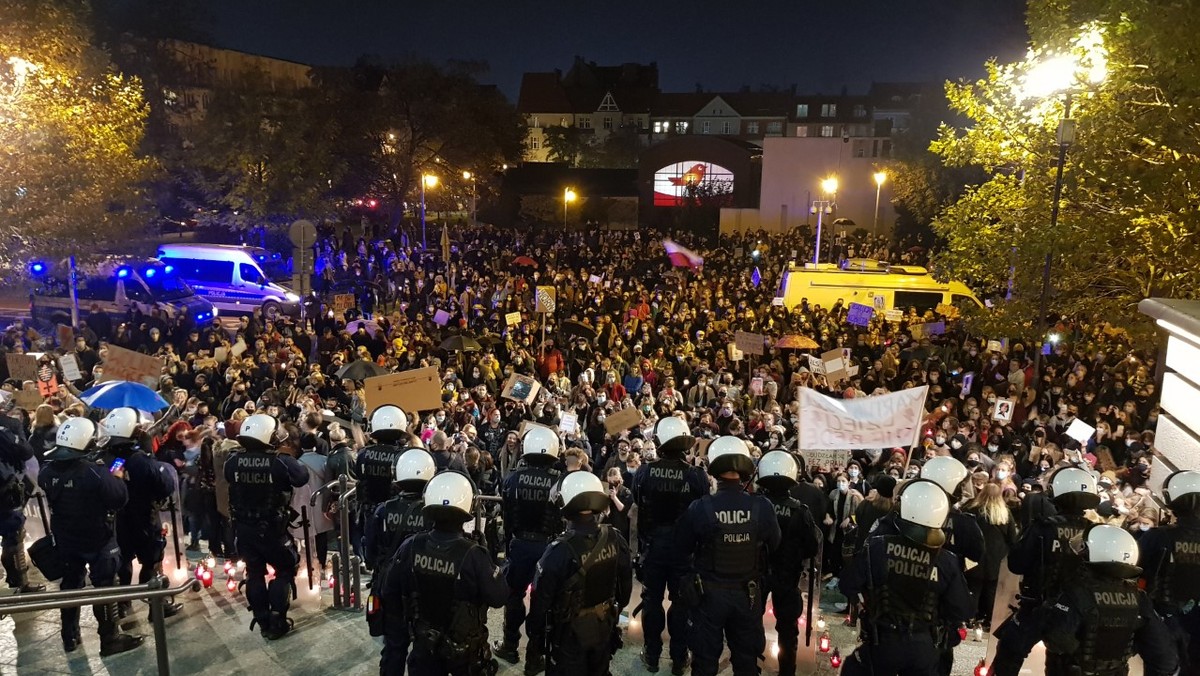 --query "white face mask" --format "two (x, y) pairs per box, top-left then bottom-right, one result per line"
(988, 444), (999, 452)
(935, 435), (946, 445)
(837, 482), (849, 492)
(997, 470), (1010, 481)
(1138, 523), (1151, 532)
(597, 395), (607, 404)
(951, 439), (962, 449)
(848, 469), (860, 479)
